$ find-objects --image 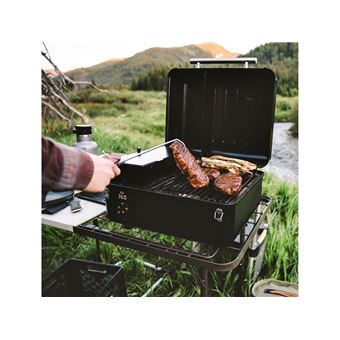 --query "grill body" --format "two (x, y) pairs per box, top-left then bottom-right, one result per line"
(106, 165), (263, 246)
